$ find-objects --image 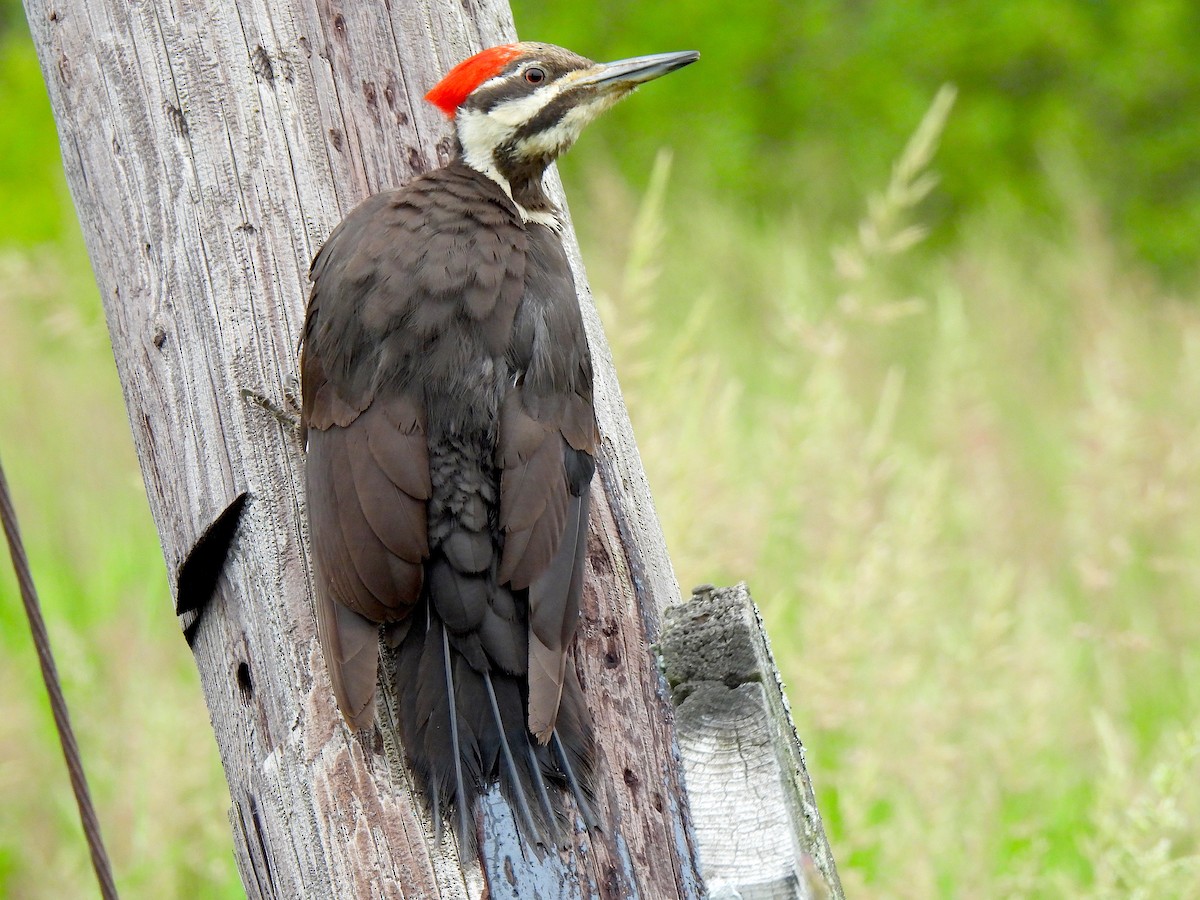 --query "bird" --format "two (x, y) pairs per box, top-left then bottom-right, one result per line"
(300, 41), (699, 851)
